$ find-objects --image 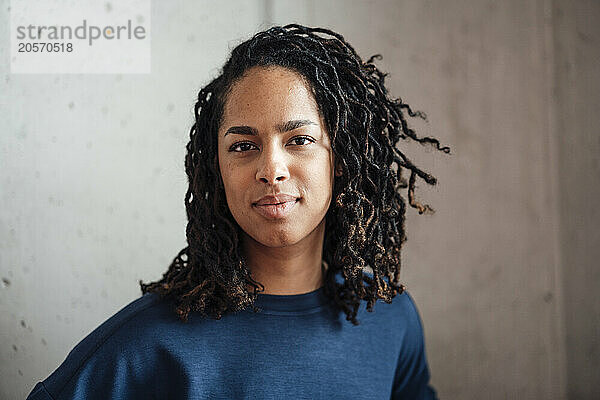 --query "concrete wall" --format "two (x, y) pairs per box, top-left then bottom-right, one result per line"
(1, 0), (597, 398)
(551, 1), (600, 399)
